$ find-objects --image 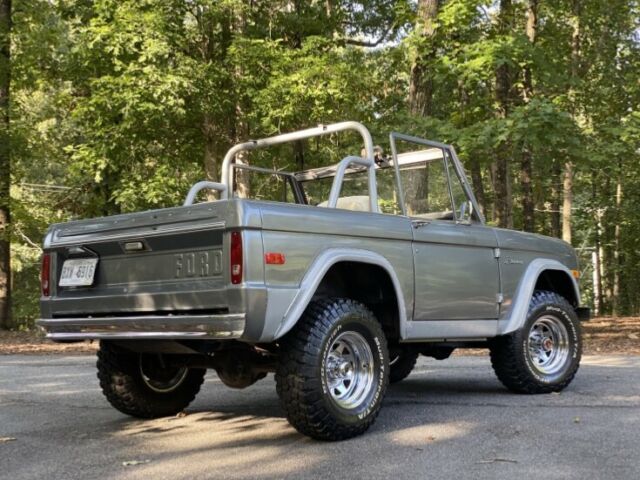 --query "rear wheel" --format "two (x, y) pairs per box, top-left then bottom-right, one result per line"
(489, 290), (582, 394)
(276, 298), (389, 441)
(389, 349), (419, 384)
(97, 341), (206, 418)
